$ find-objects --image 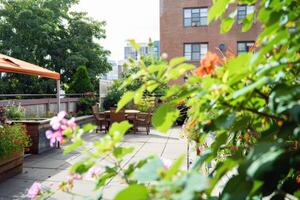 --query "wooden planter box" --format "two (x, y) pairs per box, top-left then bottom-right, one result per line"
(0, 151), (24, 183)
(11, 116), (96, 154)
